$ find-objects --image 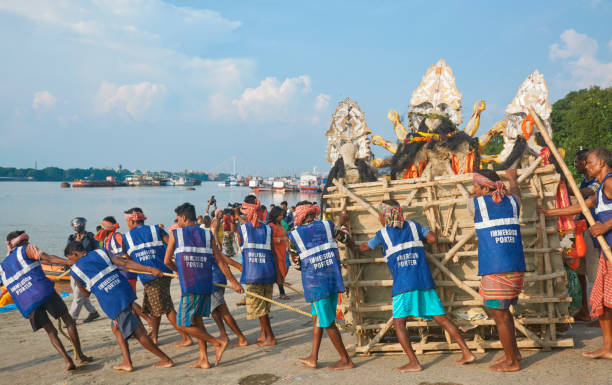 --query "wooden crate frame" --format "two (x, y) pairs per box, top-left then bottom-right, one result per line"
(324, 162), (574, 355)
